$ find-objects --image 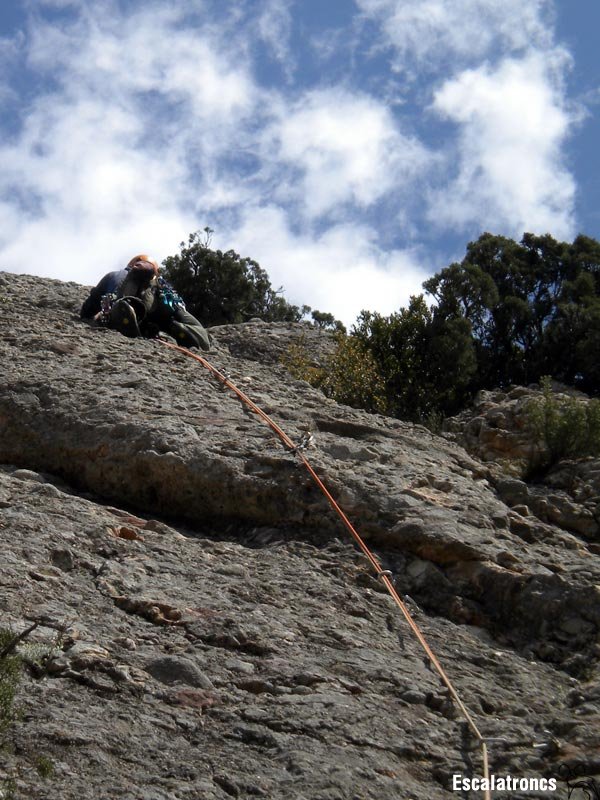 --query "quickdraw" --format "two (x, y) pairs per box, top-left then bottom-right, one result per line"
(157, 277), (185, 312)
